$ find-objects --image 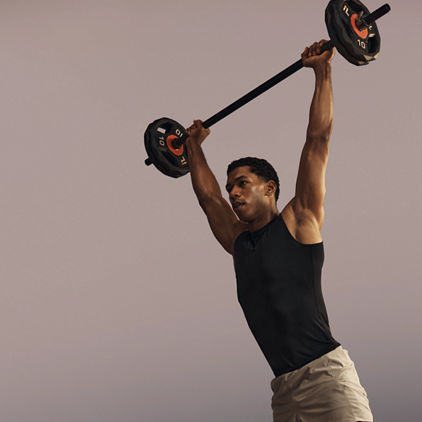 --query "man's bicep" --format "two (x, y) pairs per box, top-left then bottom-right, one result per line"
(294, 137), (329, 224)
(200, 195), (247, 255)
